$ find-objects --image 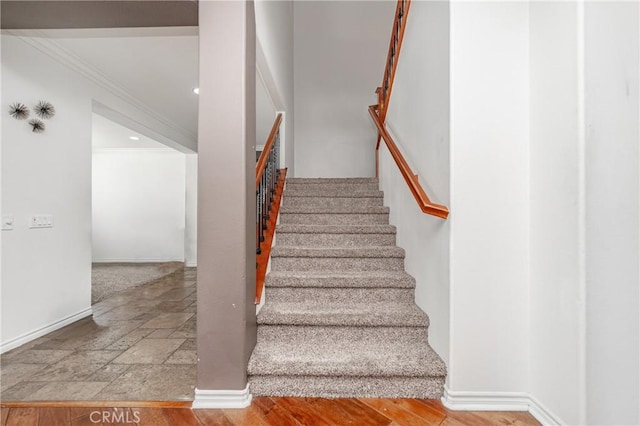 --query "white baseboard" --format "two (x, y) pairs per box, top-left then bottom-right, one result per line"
(185, 261), (197, 267)
(192, 385), (252, 409)
(92, 258), (184, 263)
(442, 387), (564, 425)
(442, 388), (530, 411)
(528, 394), (565, 426)
(1, 307), (93, 354)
